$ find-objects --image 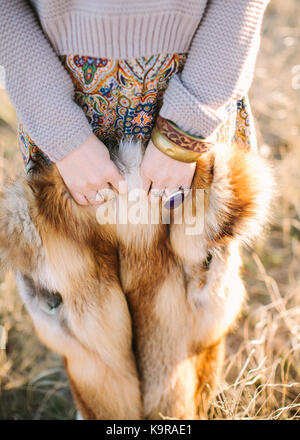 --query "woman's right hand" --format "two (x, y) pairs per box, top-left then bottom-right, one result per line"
(56, 133), (126, 205)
